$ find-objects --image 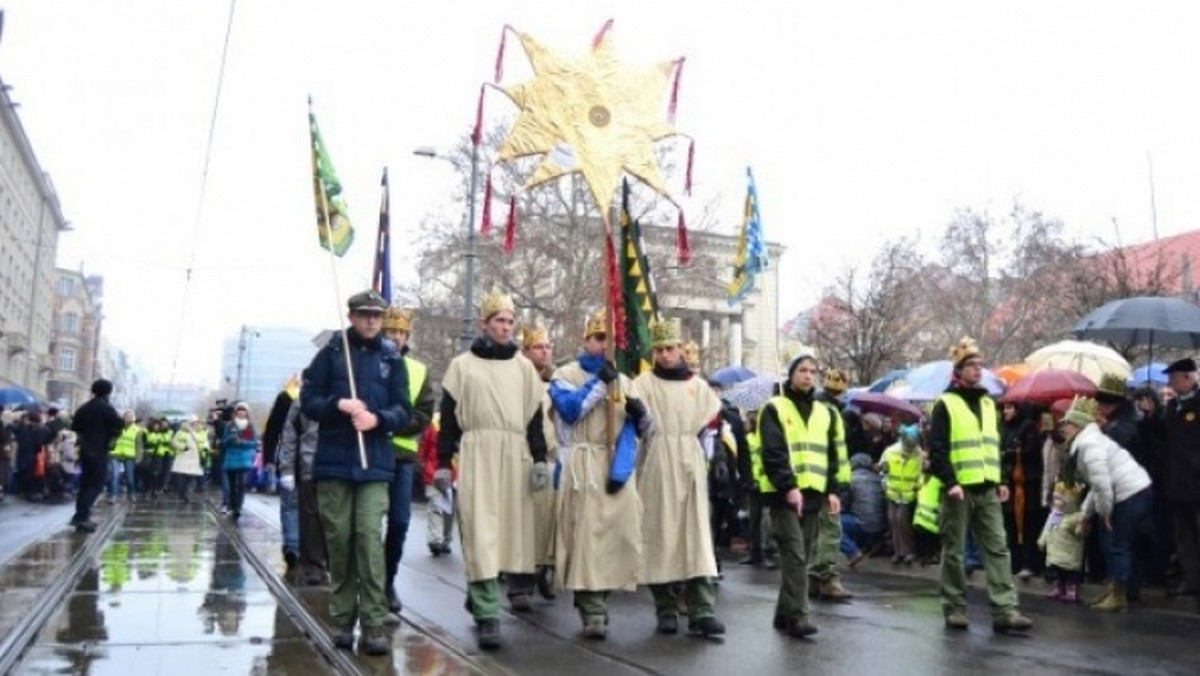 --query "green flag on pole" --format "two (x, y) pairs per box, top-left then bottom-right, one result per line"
(309, 103), (354, 256)
(616, 179), (660, 376)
